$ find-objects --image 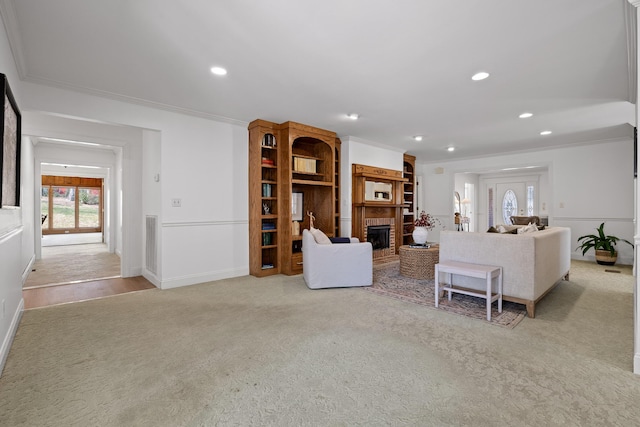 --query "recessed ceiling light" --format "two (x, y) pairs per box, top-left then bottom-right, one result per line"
(519, 112), (533, 118)
(447, 147), (455, 152)
(471, 72), (490, 81)
(210, 66), (227, 76)
(540, 130), (552, 135)
(347, 113), (359, 120)
(413, 136), (423, 141)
